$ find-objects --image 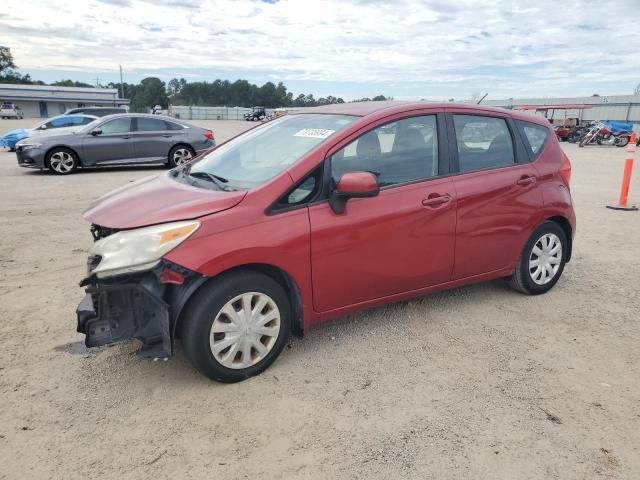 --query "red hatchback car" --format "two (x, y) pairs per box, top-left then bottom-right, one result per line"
(77, 101), (575, 382)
